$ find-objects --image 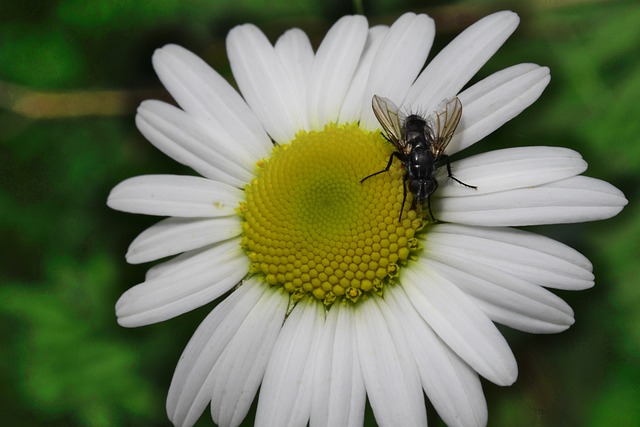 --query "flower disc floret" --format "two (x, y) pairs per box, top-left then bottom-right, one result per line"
(241, 123), (423, 306)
